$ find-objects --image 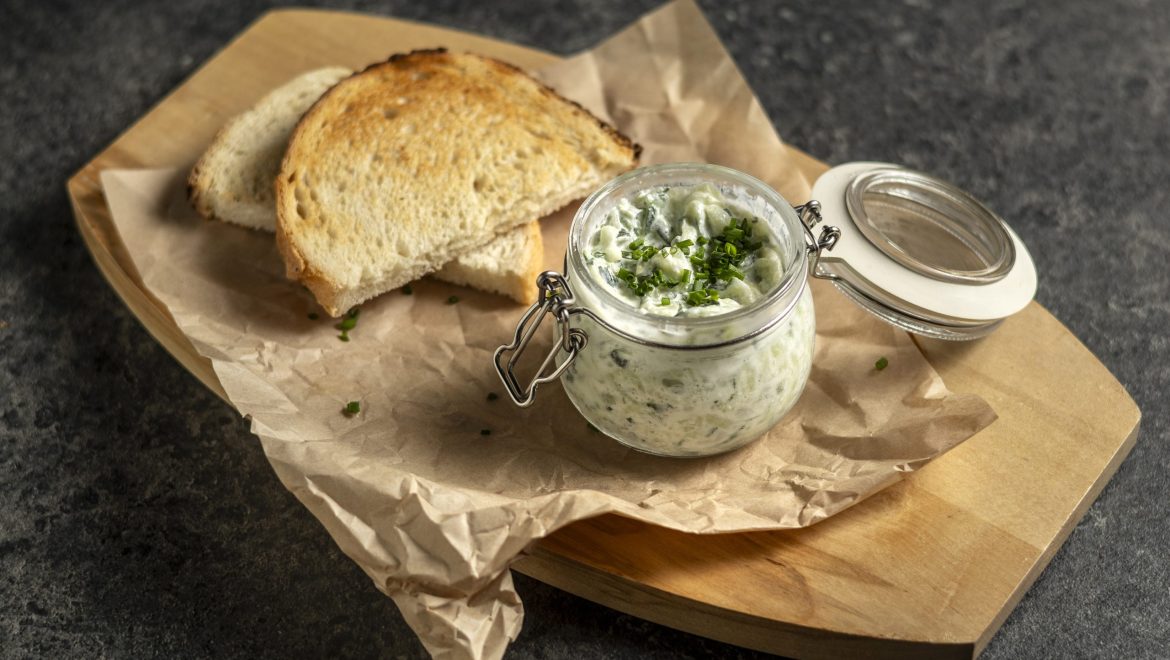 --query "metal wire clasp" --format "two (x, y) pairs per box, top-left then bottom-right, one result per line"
(796, 200), (841, 280)
(493, 271), (589, 407)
